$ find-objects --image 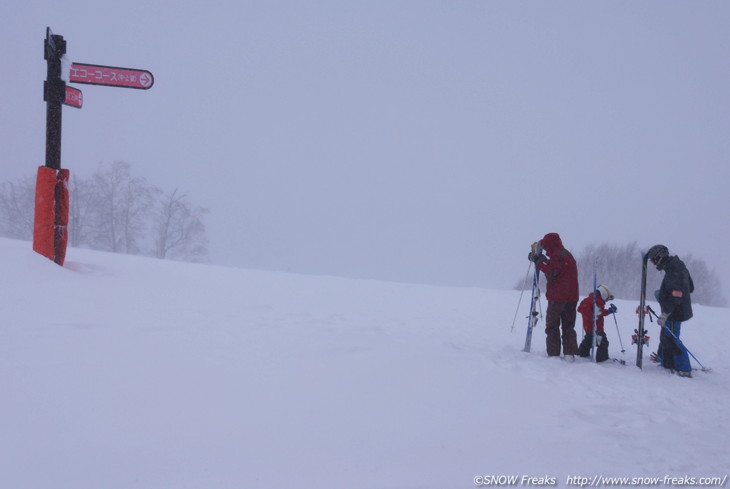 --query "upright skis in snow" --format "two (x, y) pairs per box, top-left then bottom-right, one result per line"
(635, 253), (650, 368)
(590, 260), (598, 361)
(523, 243), (543, 353)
